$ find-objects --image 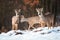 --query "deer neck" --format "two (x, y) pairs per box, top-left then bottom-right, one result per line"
(16, 13), (17, 16)
(39, 12), (45, 20)
(41, 13), (44, 17)
(15, 13), (19, 18)
(21, 15), (25, 20)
